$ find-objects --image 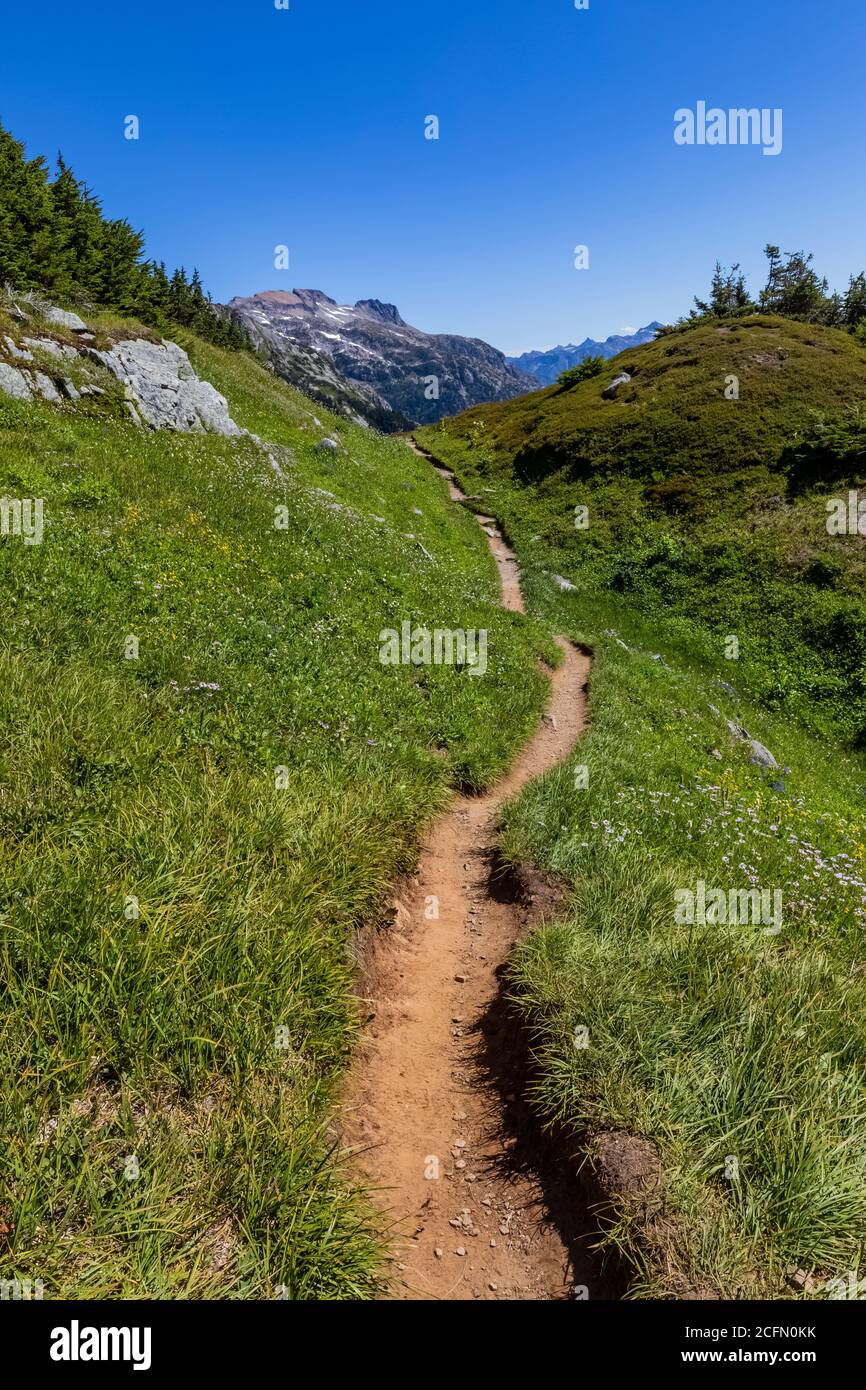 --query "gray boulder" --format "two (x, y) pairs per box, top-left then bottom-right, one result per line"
(4, 336), (33, 361)
(316, 436), (340, 452)
(726, 720), (779, 769)
(44, 306), (88, 332)
(23, 337), (77, 361)
(91, 339), (241, 435)
(602, 372), (632, 400)
(0, 363), (33, 400)
(748, 739), (779, 770)
(33, 372), (62, 403)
